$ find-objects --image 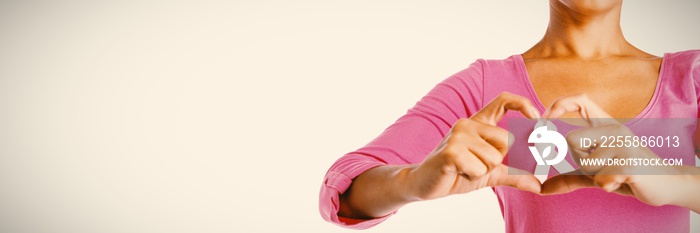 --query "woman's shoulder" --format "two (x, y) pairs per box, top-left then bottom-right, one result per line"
(445, 56), (524, 93)
(665, 49), (700, 66)
(475, 55), (522, 66)
(666, 49), (700, 56)
(461, 55), (522, 76)
(662, 50), (700, 81)
(659, 50), (700, 99)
